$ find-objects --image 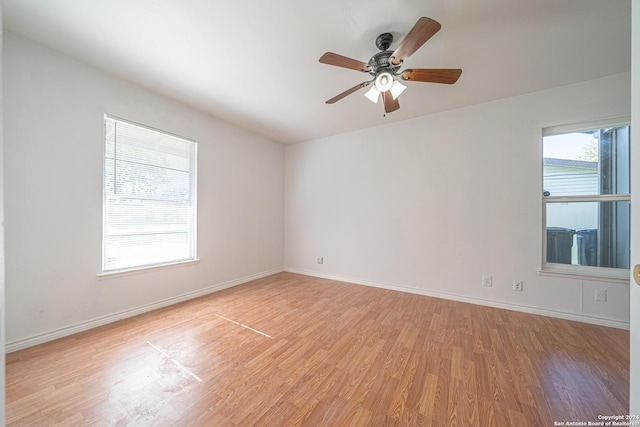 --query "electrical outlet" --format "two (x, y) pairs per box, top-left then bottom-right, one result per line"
(317, 257), (324, 265)
(595, 289), (607, 302)
(482, 275), (492, 287)
(513, 280), (523, 292)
